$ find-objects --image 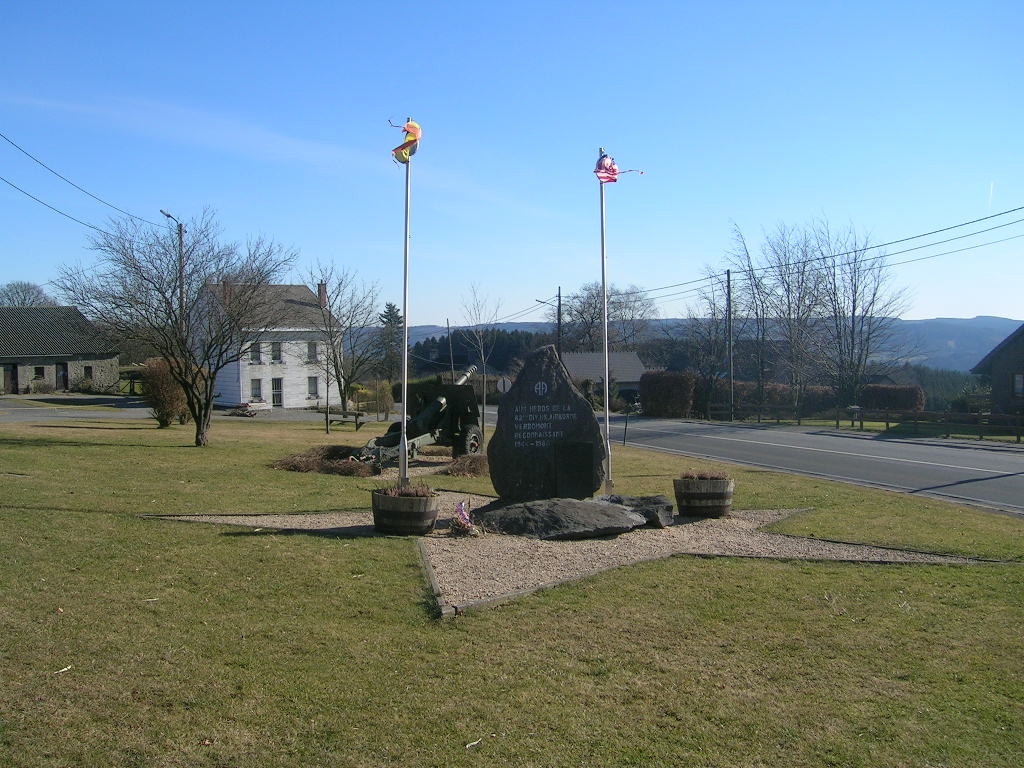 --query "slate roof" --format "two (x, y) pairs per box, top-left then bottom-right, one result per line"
(971, 322), (1024, 374)
(0, 306), (117, 358)
(208, 284), (327, 329)
(261, 284), (326, 328)
(560, 351), (647, 384)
